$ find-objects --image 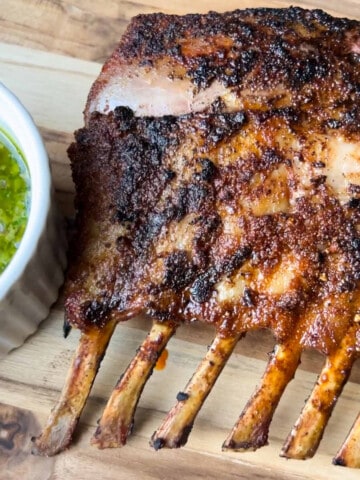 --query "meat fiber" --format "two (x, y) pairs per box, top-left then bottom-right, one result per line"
(33, 7), (360, 467)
